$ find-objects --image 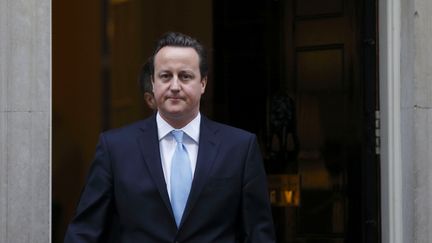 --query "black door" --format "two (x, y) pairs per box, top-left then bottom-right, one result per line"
(213, 0), (379, 242)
